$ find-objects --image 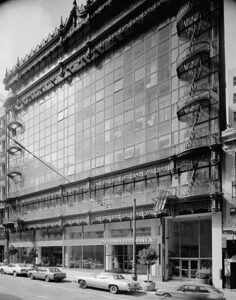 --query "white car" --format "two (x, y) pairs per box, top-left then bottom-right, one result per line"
(75, 272), (140, 294)
(0, 263), (32, 276)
